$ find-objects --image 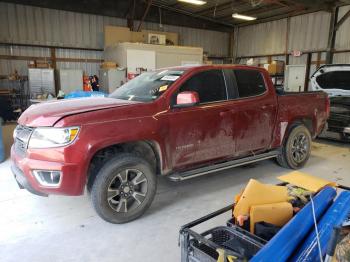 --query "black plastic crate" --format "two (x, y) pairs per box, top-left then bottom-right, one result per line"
(226, 218), (268, 244)
(189, 226), (266, 262)
(190, 242), (218, 262)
